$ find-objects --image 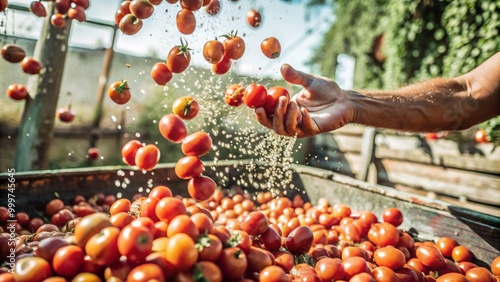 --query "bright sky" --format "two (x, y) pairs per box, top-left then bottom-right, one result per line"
(6, 0), (334, 79)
